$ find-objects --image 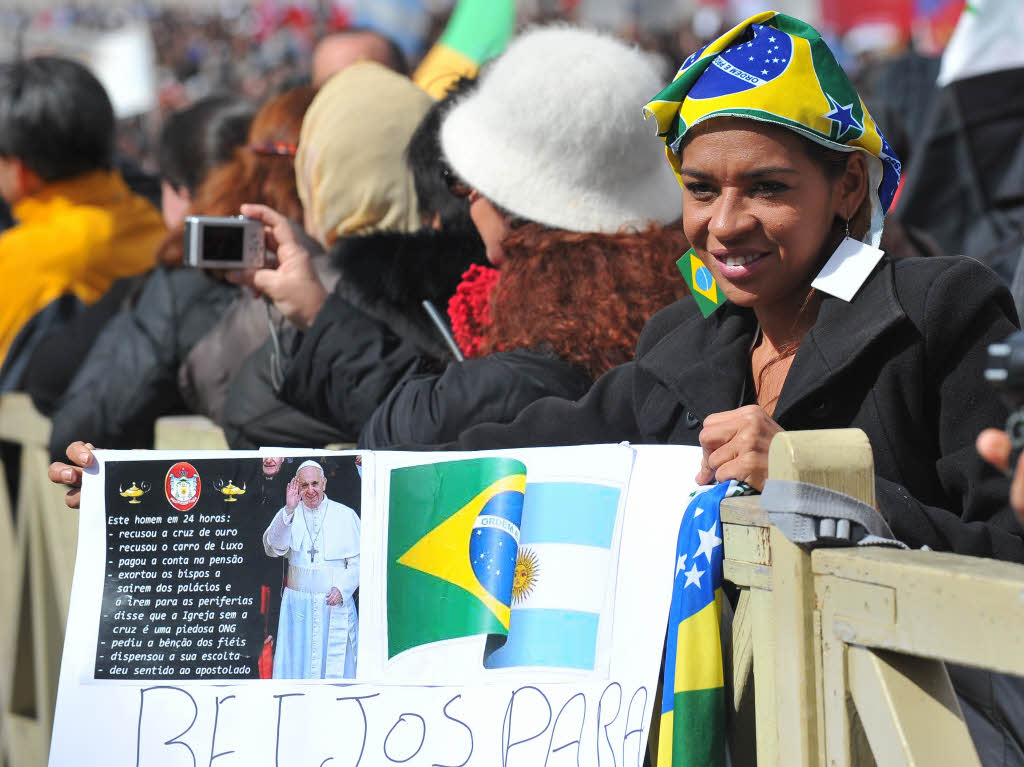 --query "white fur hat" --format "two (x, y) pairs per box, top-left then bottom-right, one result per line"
(440, 25), (682, 234)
